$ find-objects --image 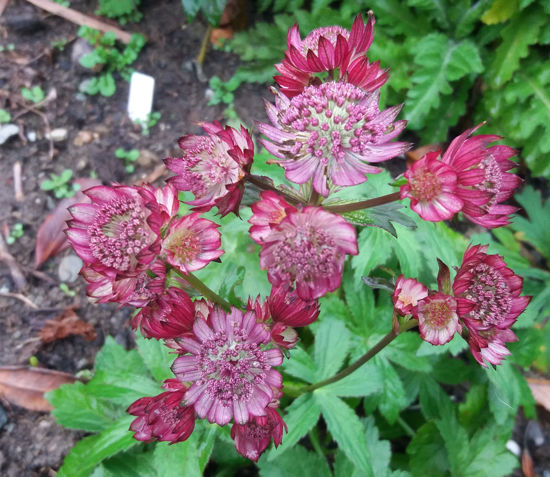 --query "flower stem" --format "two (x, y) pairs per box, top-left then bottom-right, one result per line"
(323, 192), (402, 214)
(175, 270), (232, 311)
(246, 174), (303, 205)
(288, 319), (418, 397)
